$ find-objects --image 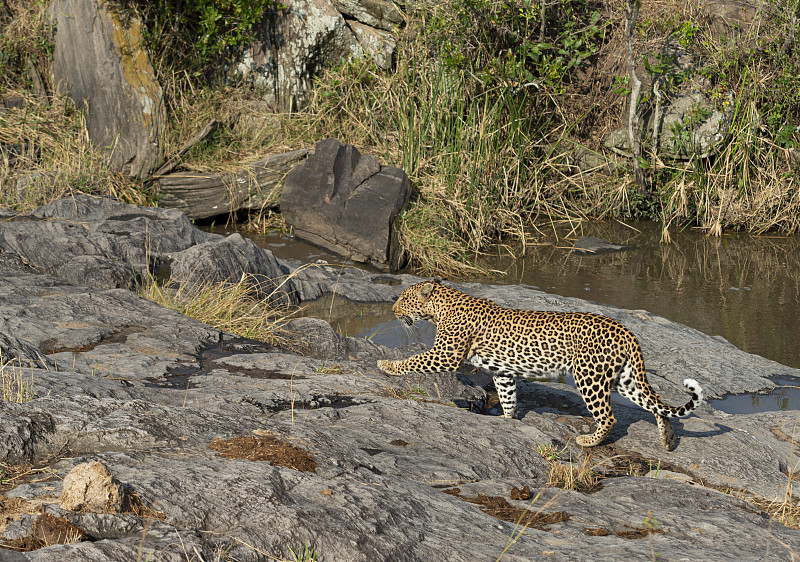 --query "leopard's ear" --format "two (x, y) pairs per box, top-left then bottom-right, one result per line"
(416, 282), (436, 302)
